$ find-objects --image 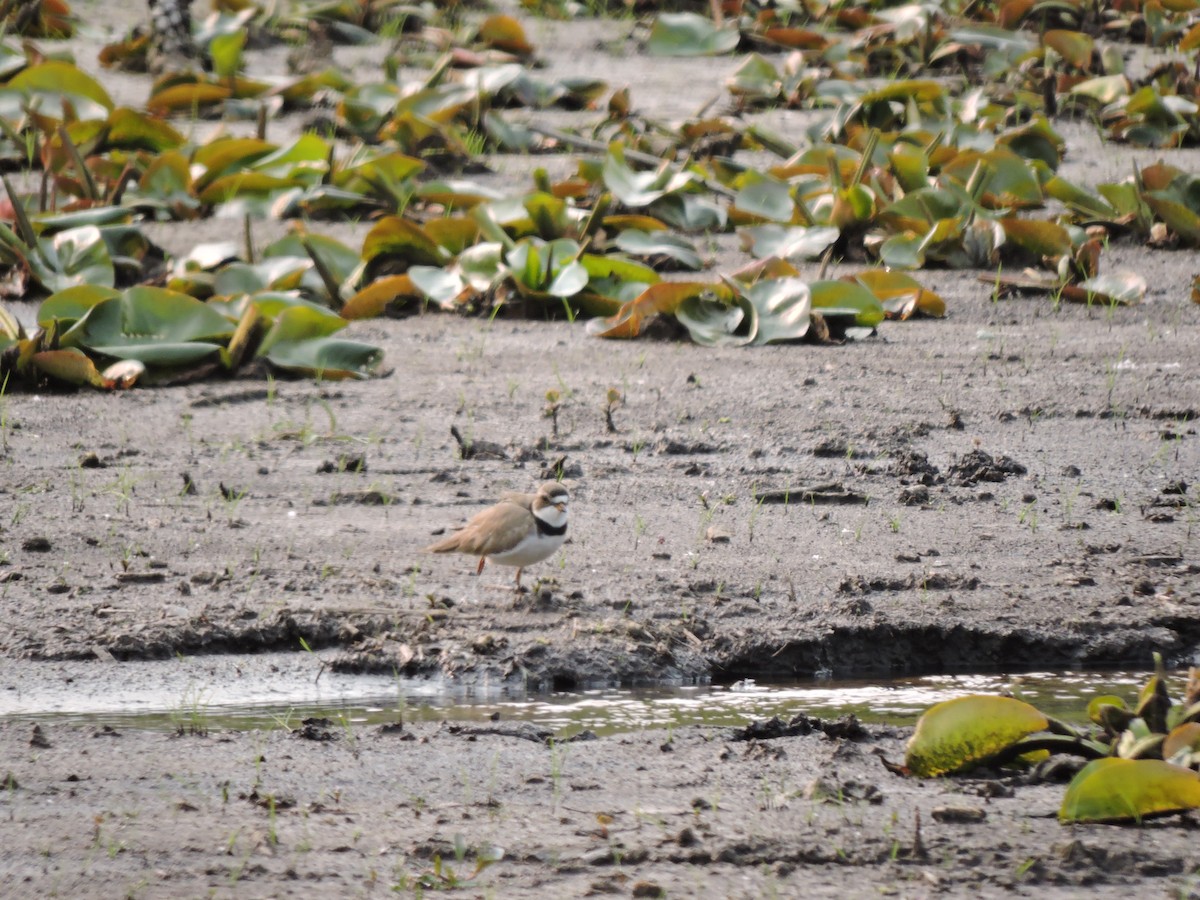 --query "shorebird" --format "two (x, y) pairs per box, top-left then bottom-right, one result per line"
(424, 481), (569, 591)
